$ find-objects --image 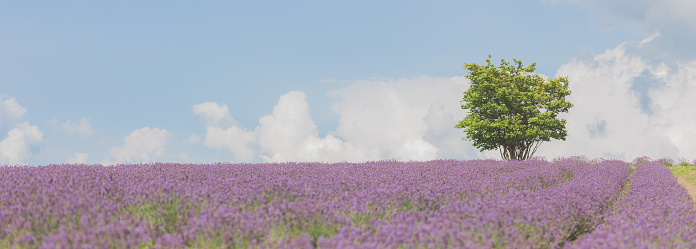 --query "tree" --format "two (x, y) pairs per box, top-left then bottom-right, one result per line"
(455, 55), (573, 161)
